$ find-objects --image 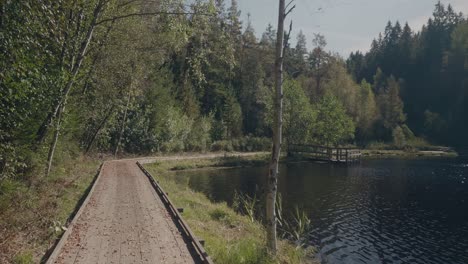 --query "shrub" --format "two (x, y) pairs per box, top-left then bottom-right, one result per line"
(366, 141), (393, 150)
(211, 140), (233, 152)
(392, 126), (406, 149)
(210, 208), (229, 221)
(160, 107), (193, 152)
(185, 116), (212, 152)
(211, 137), (270, 152)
